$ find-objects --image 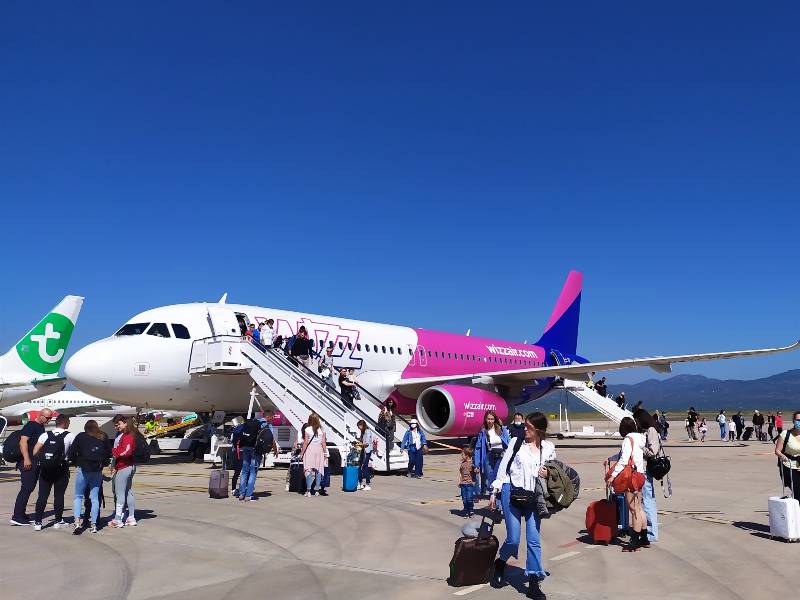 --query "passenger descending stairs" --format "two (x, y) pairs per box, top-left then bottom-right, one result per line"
(560, 379), (632, 423)
(238, 341), (409, 472)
